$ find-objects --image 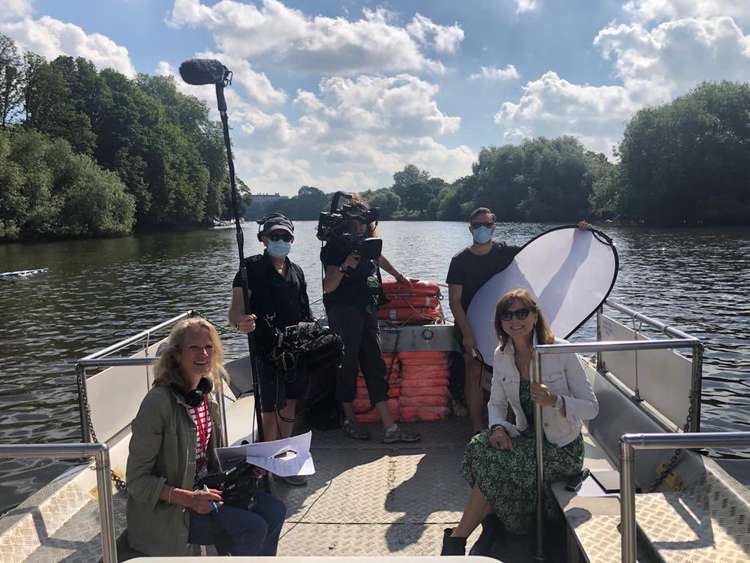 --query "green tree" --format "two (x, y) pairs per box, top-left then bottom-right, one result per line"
(617, 81), (750, 224)
(0, 33), (24, 128)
